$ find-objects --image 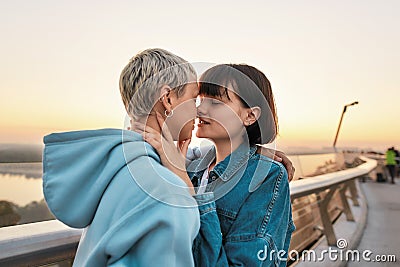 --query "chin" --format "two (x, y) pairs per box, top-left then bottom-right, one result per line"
(195, 130), (205, 139)
(178, 131), (191, 141)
